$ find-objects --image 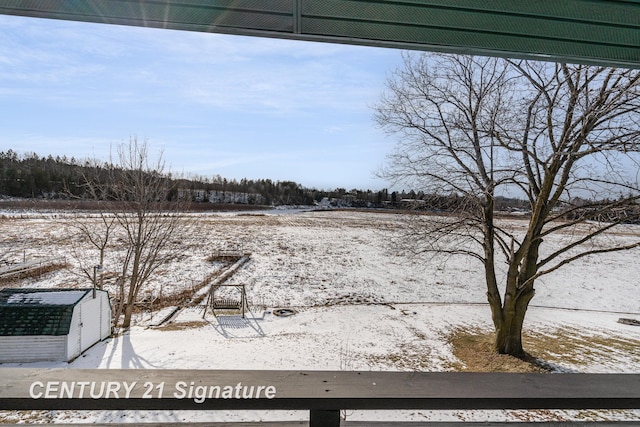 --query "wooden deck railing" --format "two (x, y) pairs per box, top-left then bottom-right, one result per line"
(1, 369), (639, 426)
